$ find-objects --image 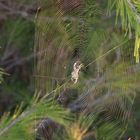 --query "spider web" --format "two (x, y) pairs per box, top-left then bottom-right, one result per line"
(34, 0), (139, 139)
